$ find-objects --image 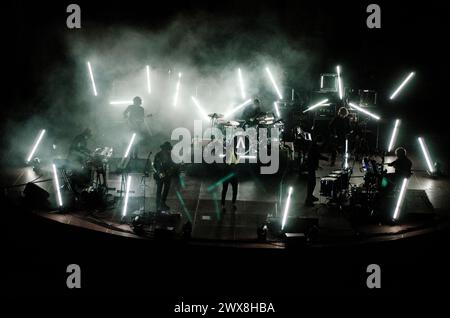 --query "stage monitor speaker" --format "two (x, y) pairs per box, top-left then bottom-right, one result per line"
(23, 182), (50, 207)
(267, 216), (319, 234)
(284, 233), (306, 248)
